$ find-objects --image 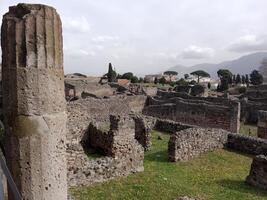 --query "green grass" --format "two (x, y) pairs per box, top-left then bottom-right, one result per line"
(72, 131), (267, 200)
(240, 123), (257, 137)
